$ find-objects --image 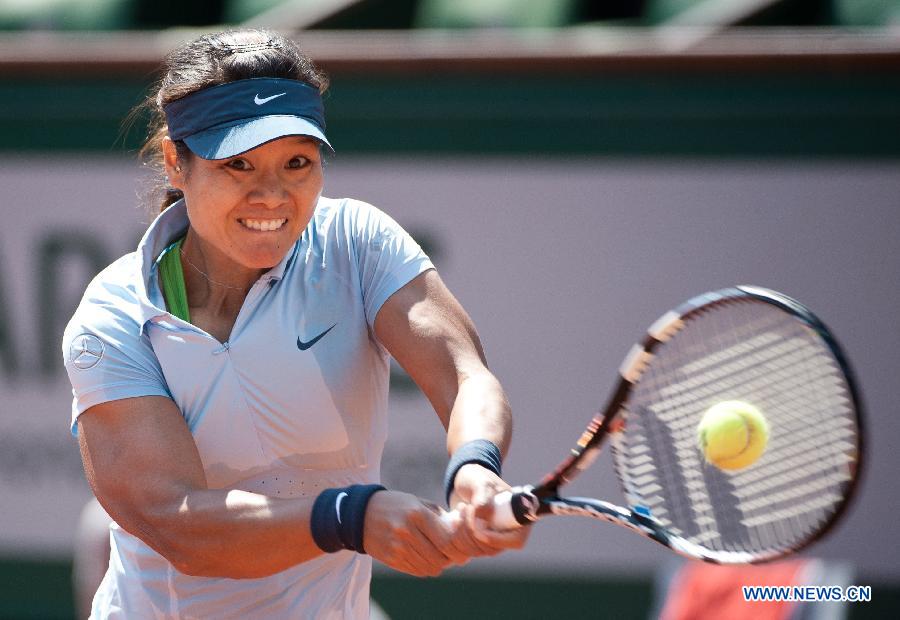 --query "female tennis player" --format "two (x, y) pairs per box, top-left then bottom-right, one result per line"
(63, 29), (527, 618)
